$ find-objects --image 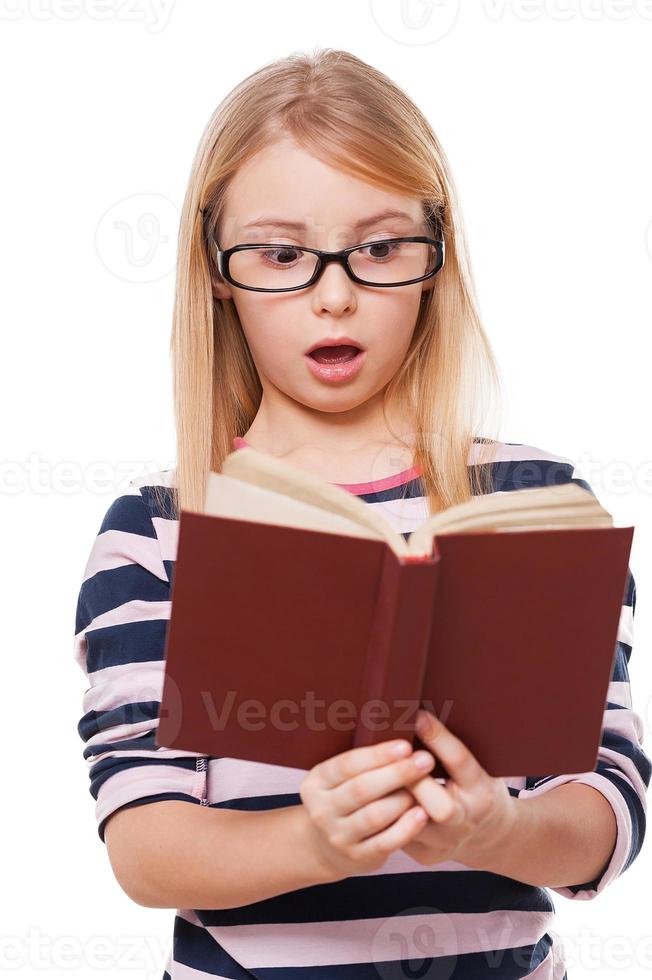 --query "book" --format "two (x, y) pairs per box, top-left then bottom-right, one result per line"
(155, 446), (634, 779)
